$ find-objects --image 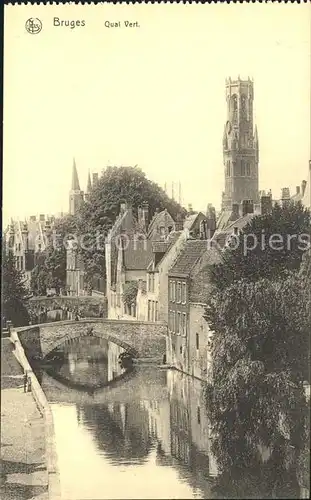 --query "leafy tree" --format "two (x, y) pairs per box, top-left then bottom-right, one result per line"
(29, 214), (77, 296)
(204, 203), (310, 476)
(211, 201), (310, 291)
(76, 166), (185, 287)
(30, 264), (48, 296)
(2, 250), (30, 327)
(123, 281), (139, 307)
